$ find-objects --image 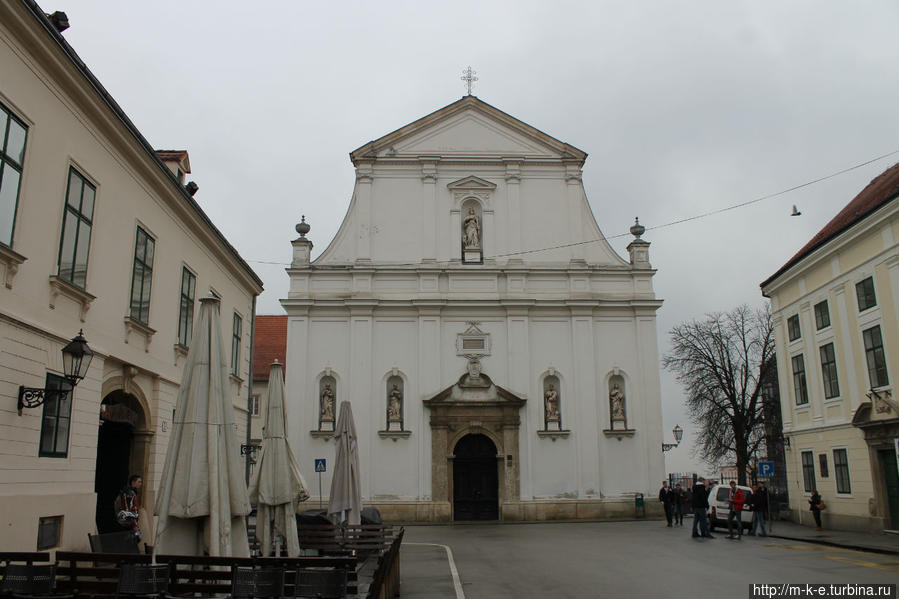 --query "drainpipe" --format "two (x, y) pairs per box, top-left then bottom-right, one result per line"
(245, 294), (257, 485)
